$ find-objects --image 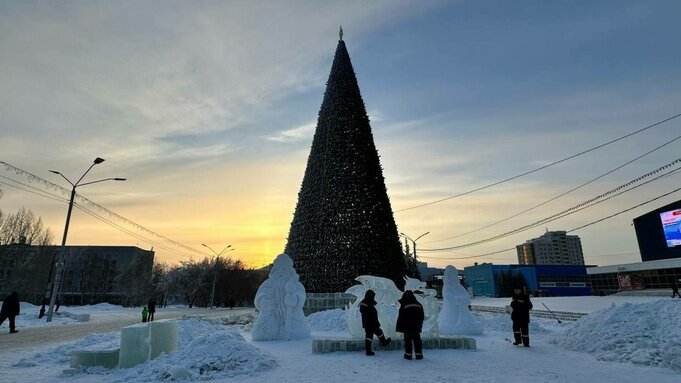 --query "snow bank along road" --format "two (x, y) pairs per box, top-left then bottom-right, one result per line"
(0, 307), (254, 351)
